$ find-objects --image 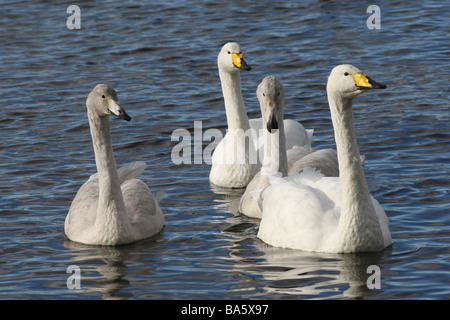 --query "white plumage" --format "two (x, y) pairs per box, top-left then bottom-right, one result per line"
(256, 65), (392, 253)
(64, 84), (164, 246)
(210, 42), (312, 188)
(239, 76), (341, 218)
